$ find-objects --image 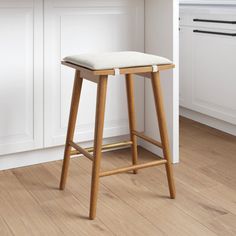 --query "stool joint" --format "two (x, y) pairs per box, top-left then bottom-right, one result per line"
(132, 130), (162, 148)
(69, 141), (94, 161)
(152, 65), (159, 72)
(114, 68), (120, 75)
